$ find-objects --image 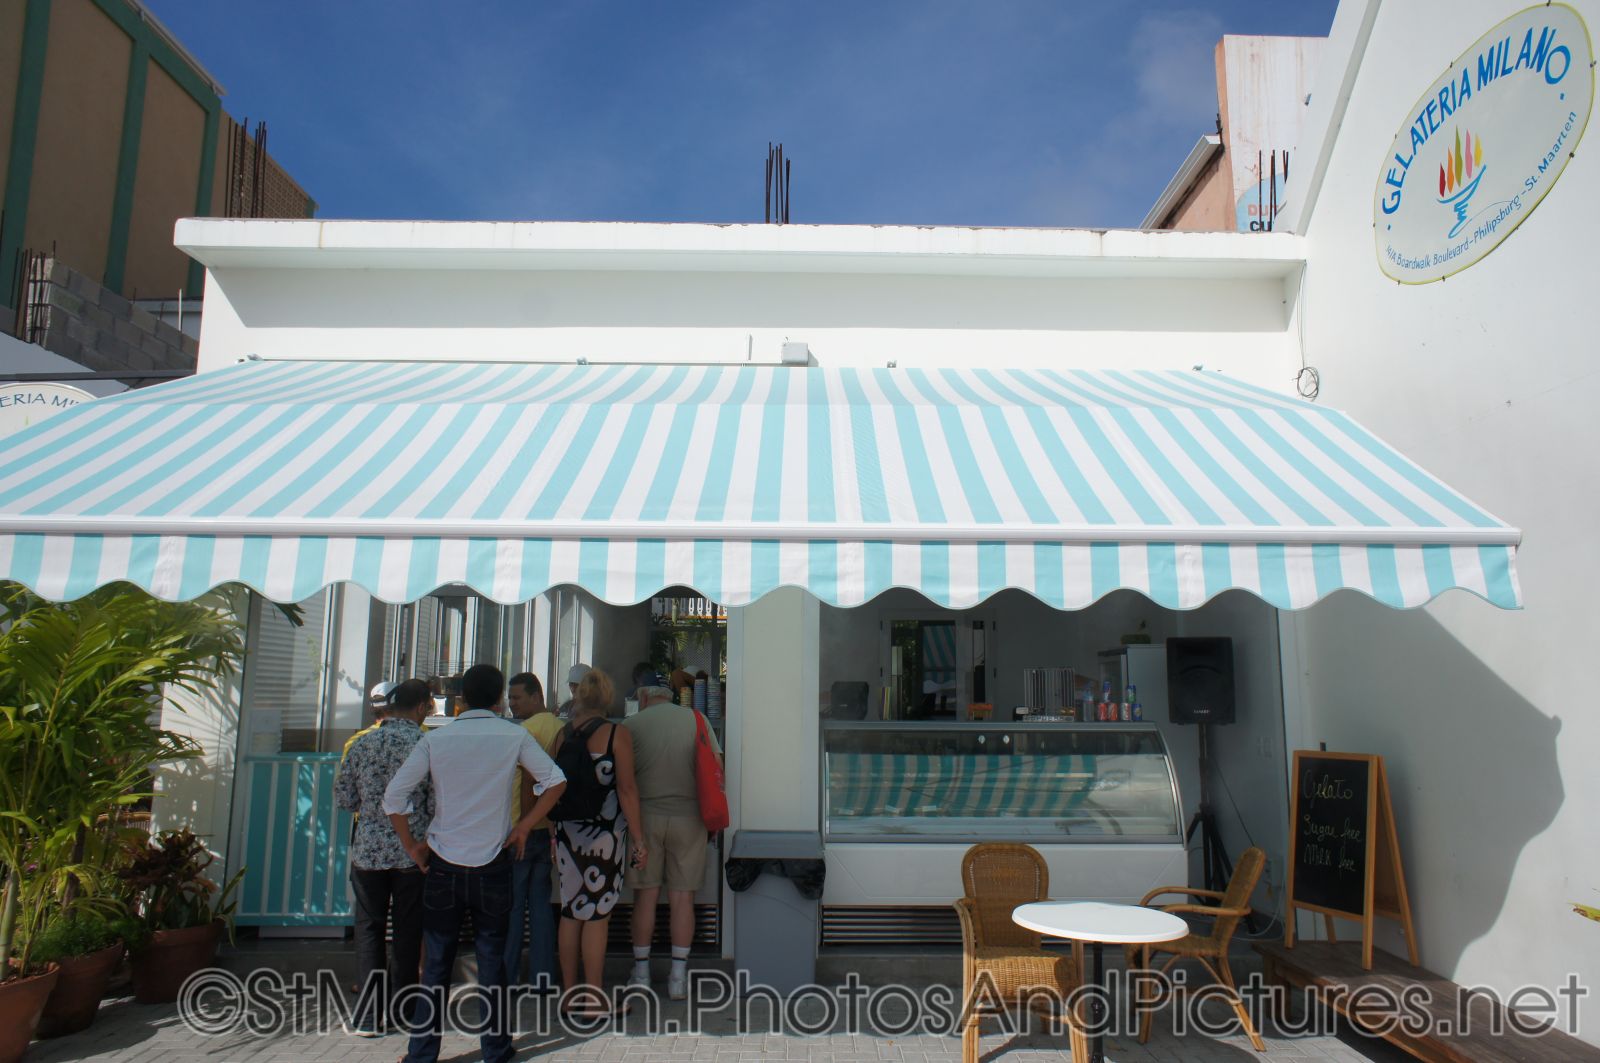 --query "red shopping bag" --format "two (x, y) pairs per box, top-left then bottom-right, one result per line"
(694, 710), (730, 832)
